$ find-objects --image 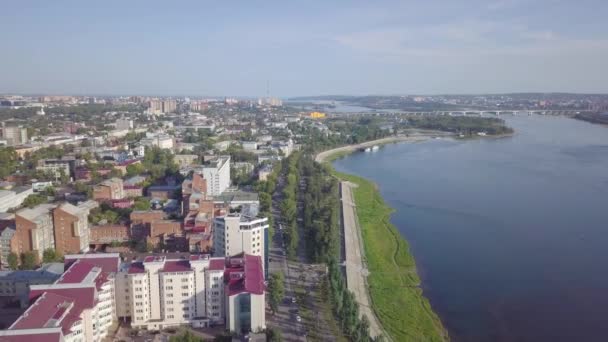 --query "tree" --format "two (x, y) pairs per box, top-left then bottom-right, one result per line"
(133, 197), (151, 211)
(42, 248), (62, 263)
(267, 272), (285, 314)
(7, 252), (19, 270)
(266, 327), (283, 342)
(22, 194), (47, 208)
(20, 252), (37, 270)
(168, 329), (205, 342)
